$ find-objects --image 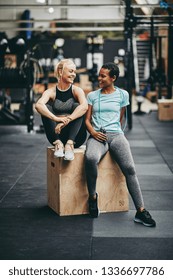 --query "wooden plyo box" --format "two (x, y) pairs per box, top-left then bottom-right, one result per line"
(158, 99), (173, 121)
(47, 146), (129, 216)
